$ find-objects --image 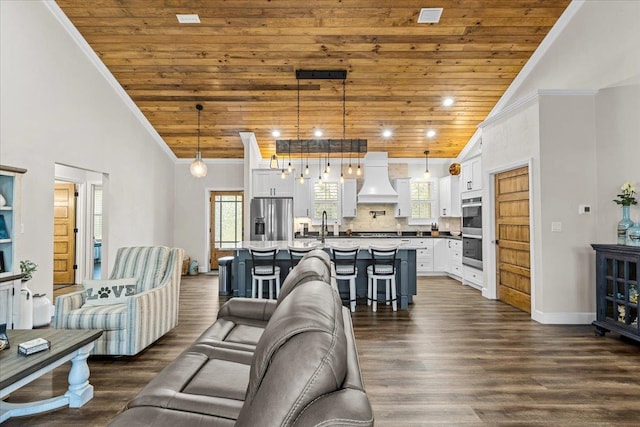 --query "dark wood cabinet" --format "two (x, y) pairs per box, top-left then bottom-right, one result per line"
(591, 244), (640, 342)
